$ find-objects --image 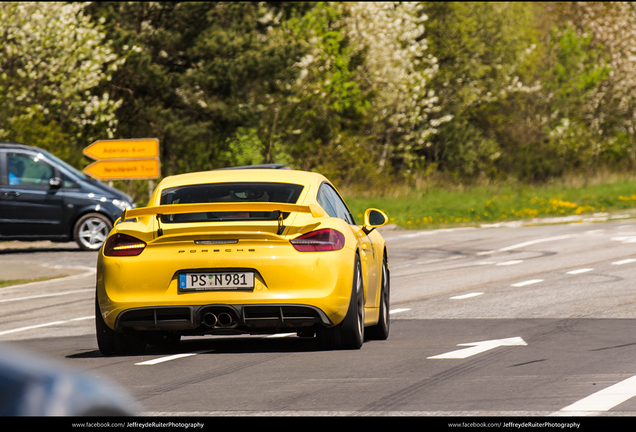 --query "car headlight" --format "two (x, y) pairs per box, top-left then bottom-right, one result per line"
(111, 199), (133, 211)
